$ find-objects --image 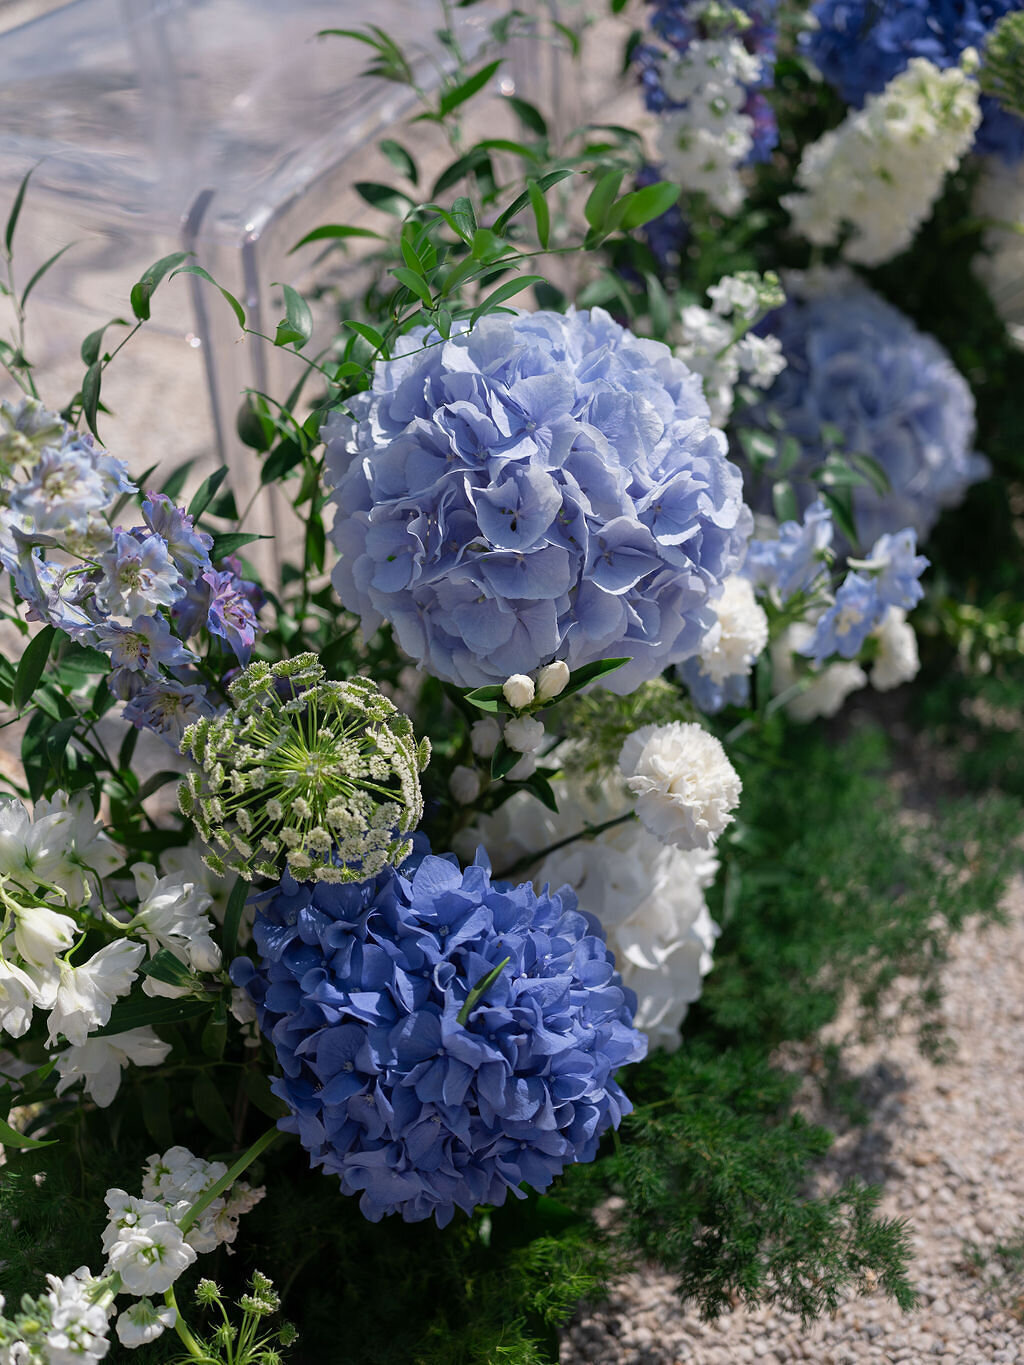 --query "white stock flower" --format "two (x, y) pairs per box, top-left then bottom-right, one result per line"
(501, 674), (535, 709)
(140, 1146), (264, 1254)
(694, 576), (769, 686)
(54, 1027), (171, 1108)
(973, 155), (1024, 341)
(870, 607), (920, 692)
(674, 285), (785, 425)
(534, 660), (570, 702)
(771, 622), (867, 722)
(11, 904), (77, 969)
(784, 58), (981, 267)
(47, 939), (146, 1047)
(503, 716), (546, 755)
(469, 716), (502, 758)
(463, 775), (721, 1051)
(618, 722), (741, 851)
(114, 1299), (176, 1349)
(42, 1266), (112, 1365)
(449, 766), (481, 805)
(211, 1182), (265, 1248)
(32, 791), (121, 906)
(104, 1212), (196, 1295)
